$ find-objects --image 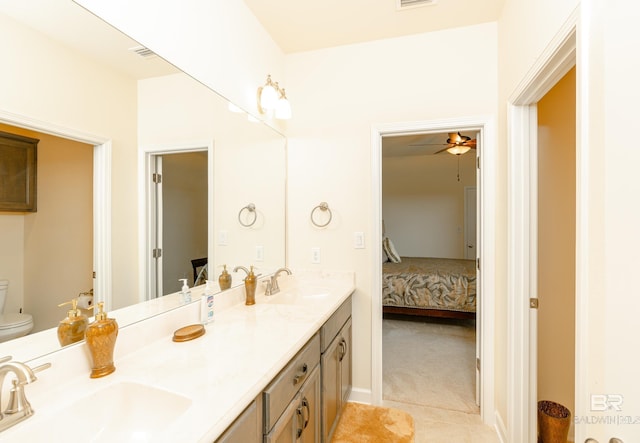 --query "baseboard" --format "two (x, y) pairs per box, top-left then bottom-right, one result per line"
(348, 387), (372, 405)
(495, 410), (507, 443)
